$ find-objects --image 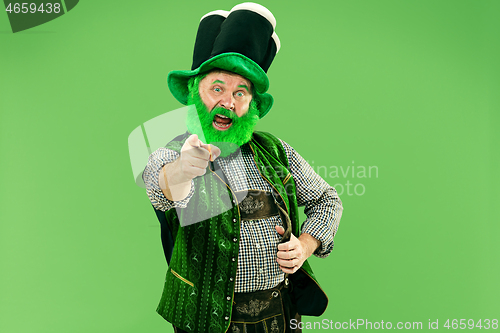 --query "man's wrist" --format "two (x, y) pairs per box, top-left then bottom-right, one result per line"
(298, 233), (321, 258)
(160, 159), (192, 201)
